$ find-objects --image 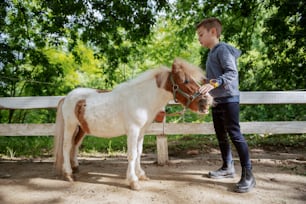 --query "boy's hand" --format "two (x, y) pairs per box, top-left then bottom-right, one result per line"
(199, 84), (214, 94)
